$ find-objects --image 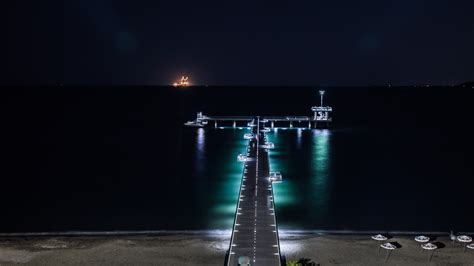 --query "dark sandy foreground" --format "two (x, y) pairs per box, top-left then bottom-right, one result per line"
(0, 234), (473, 265)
